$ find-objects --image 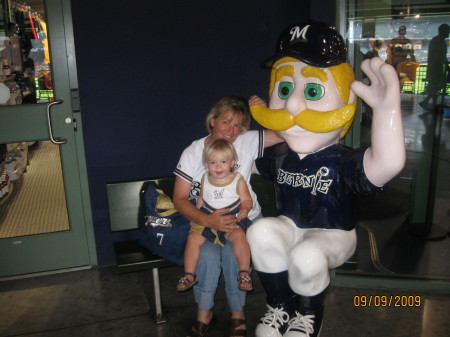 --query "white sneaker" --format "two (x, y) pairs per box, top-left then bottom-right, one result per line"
(283, 311), (316, 337)
(255, 304), (290, 337)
